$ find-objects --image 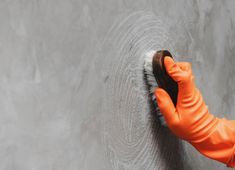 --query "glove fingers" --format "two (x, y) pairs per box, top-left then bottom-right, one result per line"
(155, 88), (179, 126)
(164, 57), (183, 82)
(164, 57), (195, 96)
(177, 62), (191, 72)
